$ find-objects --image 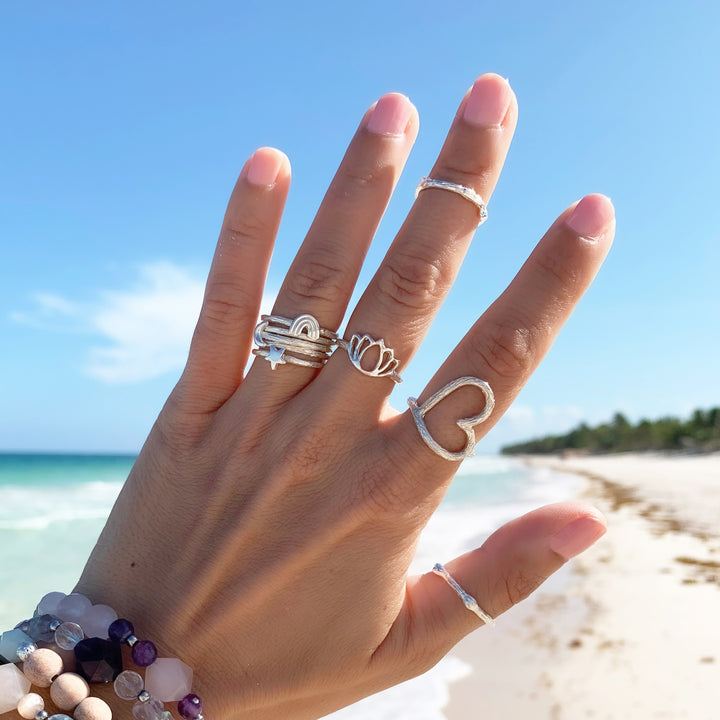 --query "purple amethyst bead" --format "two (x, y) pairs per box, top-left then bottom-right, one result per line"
(131, 640), (157, 667)
(74, 637), (124, 683)
(108, 618), (135, 643)
(177, 694), (203, 720)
